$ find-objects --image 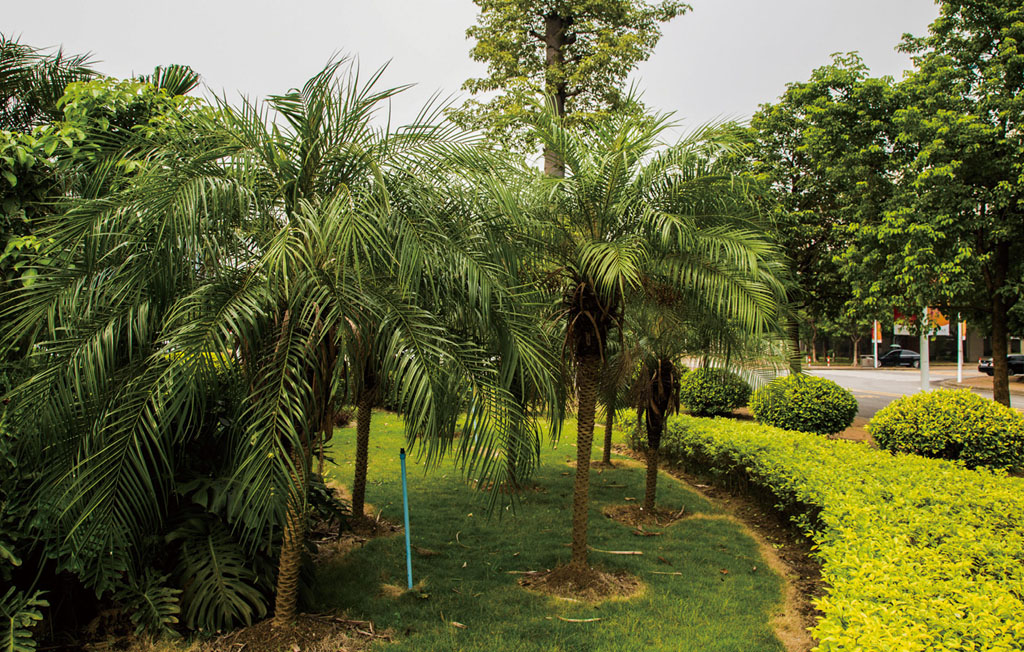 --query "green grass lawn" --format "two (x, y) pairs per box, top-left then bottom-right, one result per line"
(316, 414), (786, 651)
